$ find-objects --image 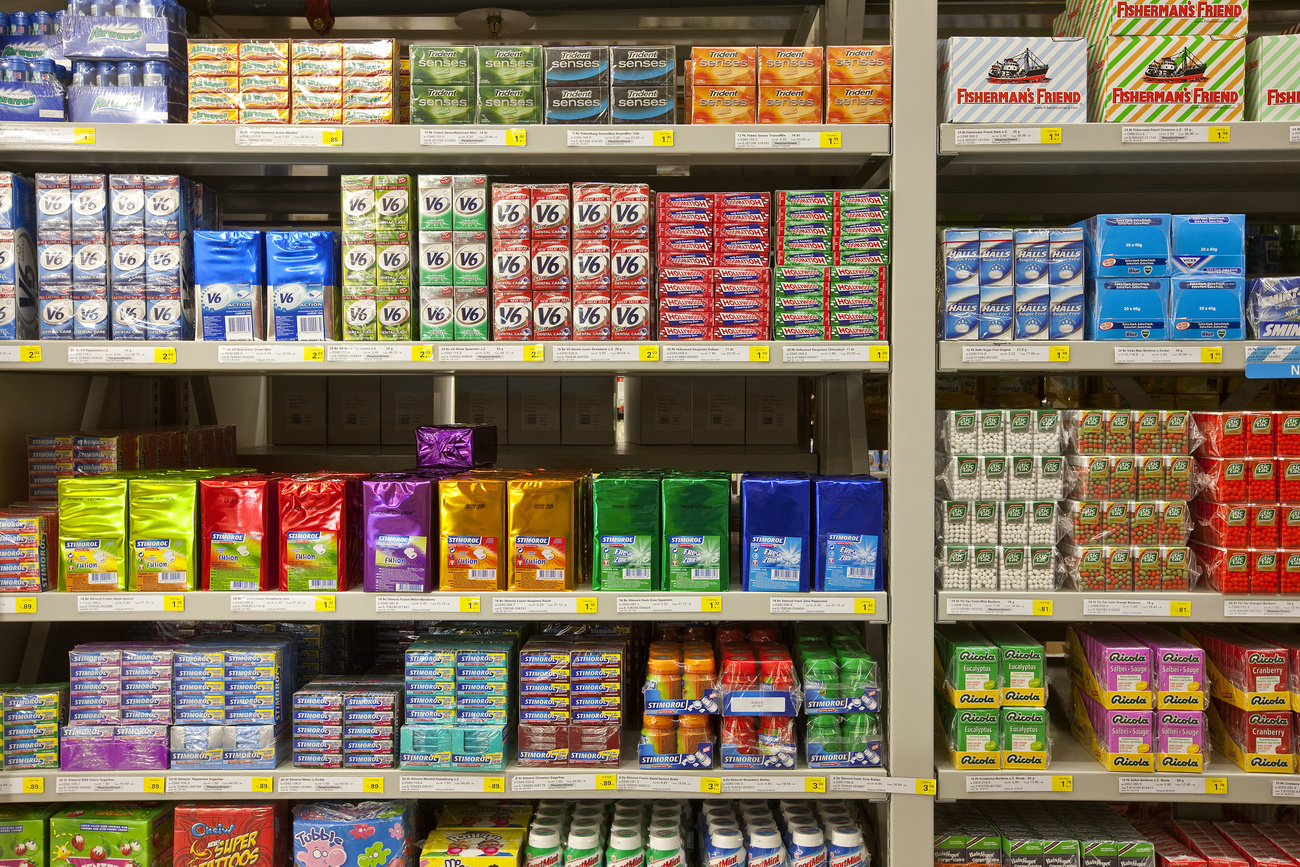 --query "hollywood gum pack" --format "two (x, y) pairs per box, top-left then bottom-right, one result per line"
(173, 803), (286, 867)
